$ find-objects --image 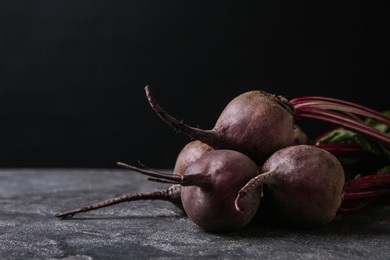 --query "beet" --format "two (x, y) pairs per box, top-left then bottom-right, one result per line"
(236, 145), (345, 228)
(55, 140), (213, 218)
(119, 149), (262, 232)
(145, 85), (297, 164)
